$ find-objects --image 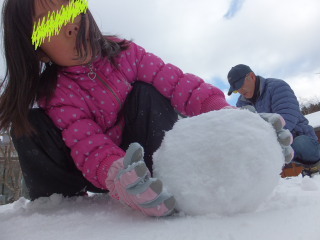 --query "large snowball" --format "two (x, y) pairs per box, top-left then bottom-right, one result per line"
(153, 109), (284, 216)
